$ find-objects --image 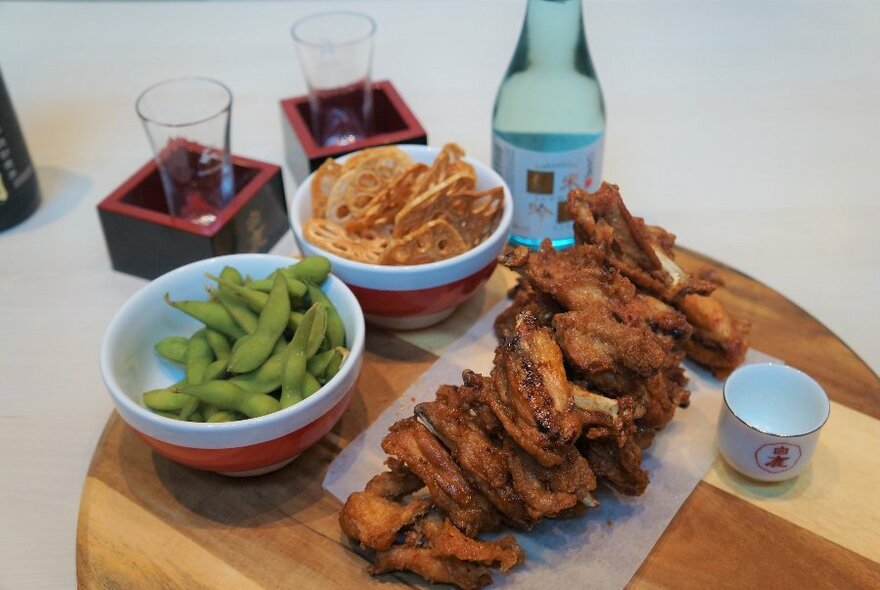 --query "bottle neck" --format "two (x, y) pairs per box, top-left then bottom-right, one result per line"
(523, 0), (585, 68)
